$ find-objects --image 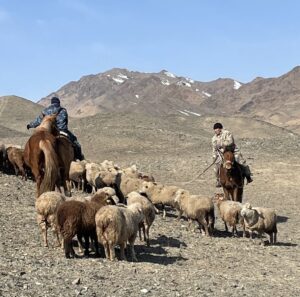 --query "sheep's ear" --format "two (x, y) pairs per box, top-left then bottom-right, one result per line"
(153, 182), (157, 185)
